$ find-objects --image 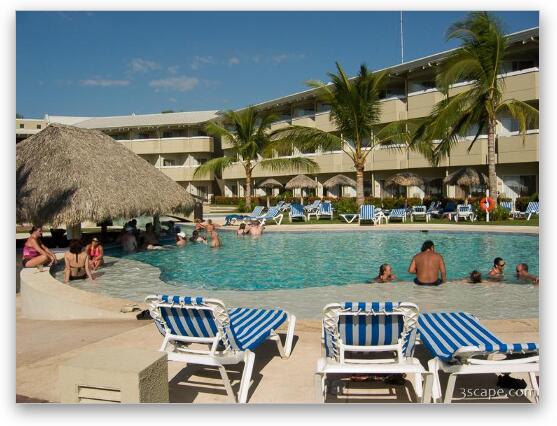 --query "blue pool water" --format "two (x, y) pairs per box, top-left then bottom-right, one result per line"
(113, 230), (538, 291)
